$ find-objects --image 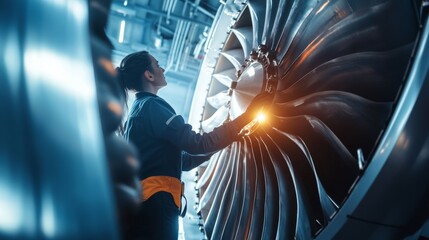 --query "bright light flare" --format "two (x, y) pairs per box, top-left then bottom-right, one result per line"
(239, 111), (269, 136)
(256, 112), (266, 122)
